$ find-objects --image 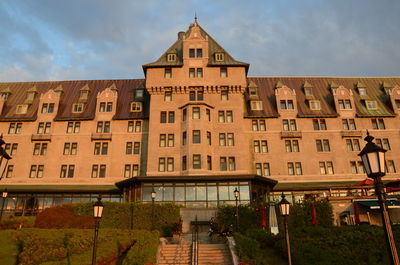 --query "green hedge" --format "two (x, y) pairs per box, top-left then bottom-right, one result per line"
(289, 199), (334, 228)
(216, 204), (260, 233)
(234, 226), (400, 265)
(0, 228), (158, 265)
